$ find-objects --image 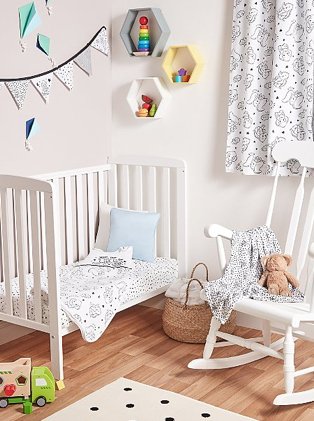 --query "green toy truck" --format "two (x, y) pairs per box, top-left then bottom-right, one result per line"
(0, 358), (55, 414)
